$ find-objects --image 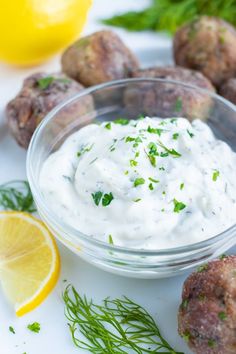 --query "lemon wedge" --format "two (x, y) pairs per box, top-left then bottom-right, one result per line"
(0, 212), (60, 316)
